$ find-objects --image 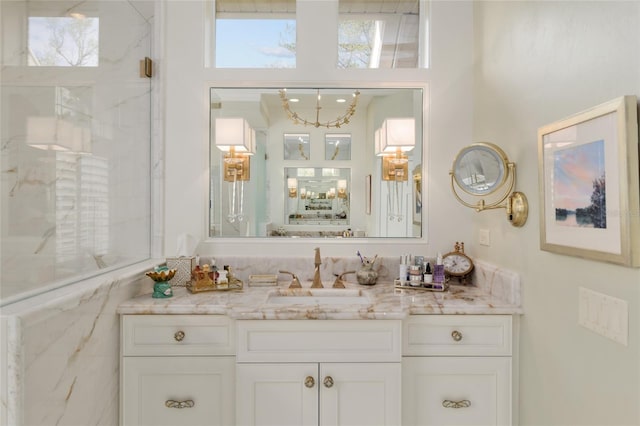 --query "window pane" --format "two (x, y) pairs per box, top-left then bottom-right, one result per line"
(28, 17), (99, 67)
(214, 0), (296, 68)
(338, 0), (421, 69)
(215, 18), (295, 68)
